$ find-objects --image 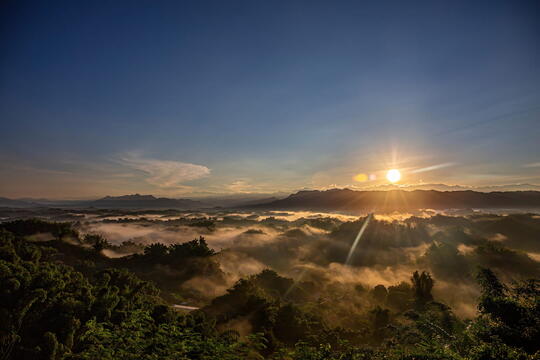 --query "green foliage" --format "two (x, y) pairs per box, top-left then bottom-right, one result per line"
(0, 219), (539, 360)
(0, 226), (267, 360)
(73, 310), (265, 360)
(0, 230), (93, 359)
(135, 236), (215, 265)
(0, 229), (237, 359)
(474, 268), (540, 354)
